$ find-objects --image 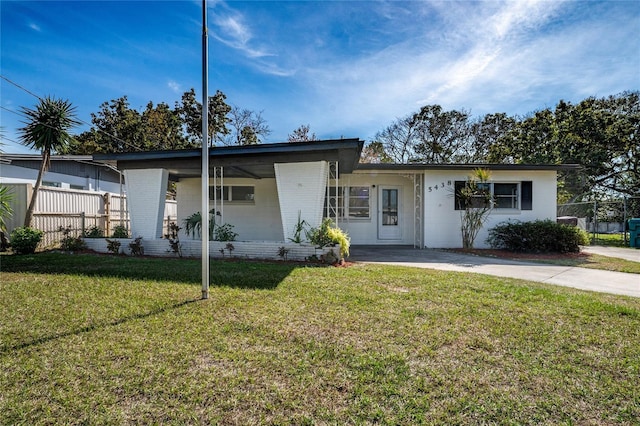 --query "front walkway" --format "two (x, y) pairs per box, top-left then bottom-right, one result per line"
(349, 246), (640, 298)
